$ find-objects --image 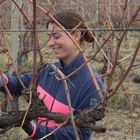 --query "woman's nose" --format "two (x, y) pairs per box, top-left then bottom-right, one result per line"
(47, 37), (55, 47)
